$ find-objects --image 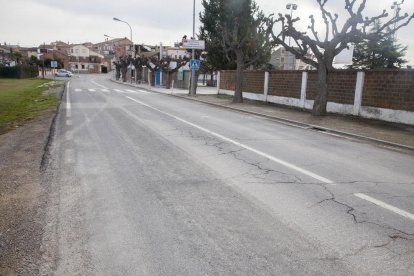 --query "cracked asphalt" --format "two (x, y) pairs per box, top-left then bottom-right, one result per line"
(41, 74), (414, 275)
